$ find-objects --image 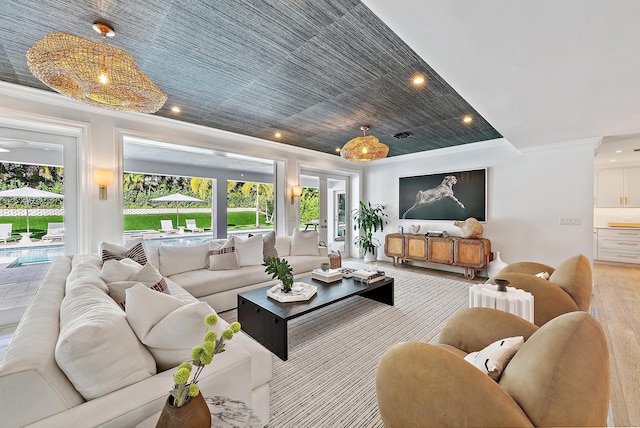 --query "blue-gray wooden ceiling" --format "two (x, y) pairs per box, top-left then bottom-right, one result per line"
(0, 0), (502, 157)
